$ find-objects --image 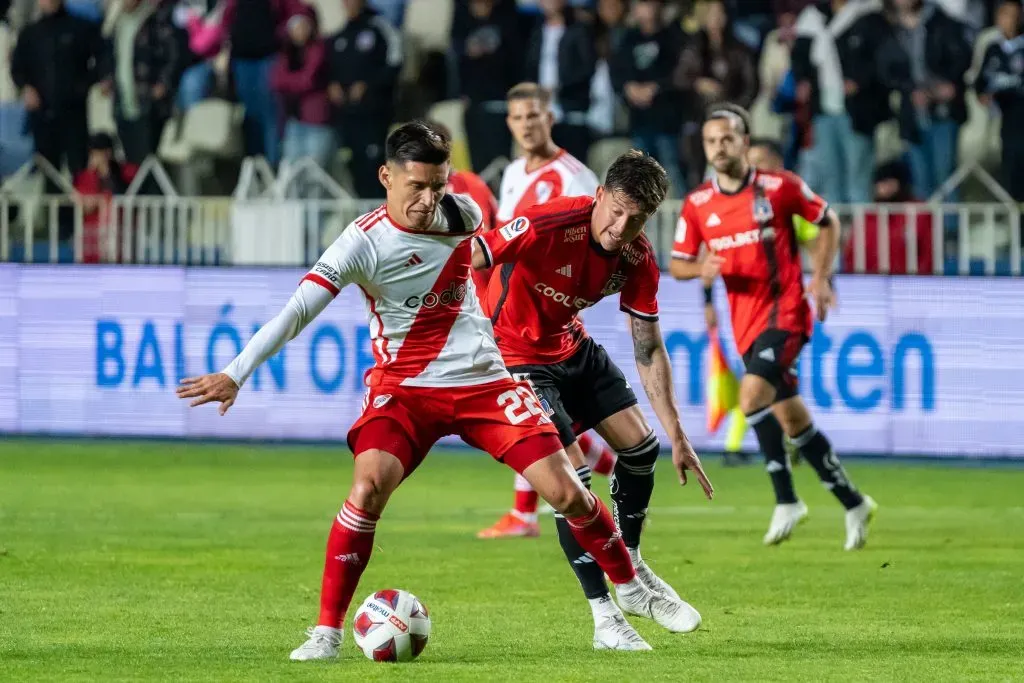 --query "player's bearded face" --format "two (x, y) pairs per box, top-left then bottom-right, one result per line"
(507, 99), (554, 154)
(381, 161), (449, 230)
(702, 119), (748, 177)
(592, 187), (650, 251)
